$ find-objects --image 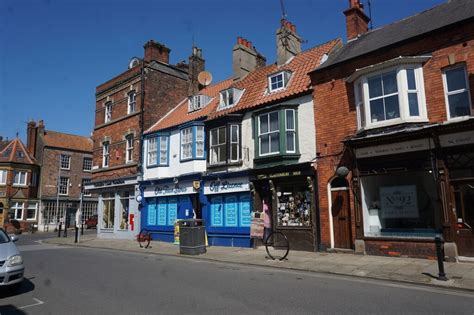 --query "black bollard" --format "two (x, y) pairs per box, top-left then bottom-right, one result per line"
(63, 223), (68, 238)
(81, 223), (84, 235)
(74, 226), (78, 243)
(58, 223), (62, 238)
(435, 234), (448, 281)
